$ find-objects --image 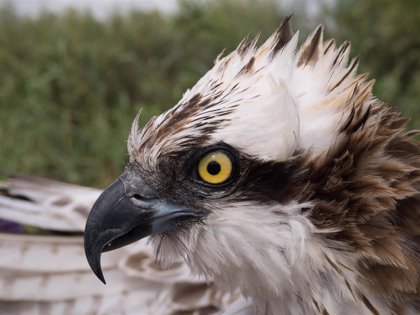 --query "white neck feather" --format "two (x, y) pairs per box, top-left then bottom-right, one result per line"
(153, 200), (397, 315)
